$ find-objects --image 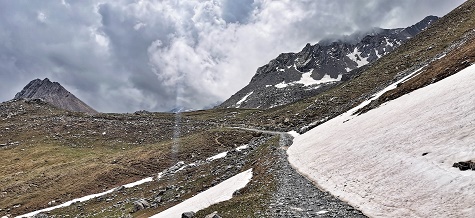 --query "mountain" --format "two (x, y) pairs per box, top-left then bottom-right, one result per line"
(218, 15), (438, 109)
(13, 78), (97, 114)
